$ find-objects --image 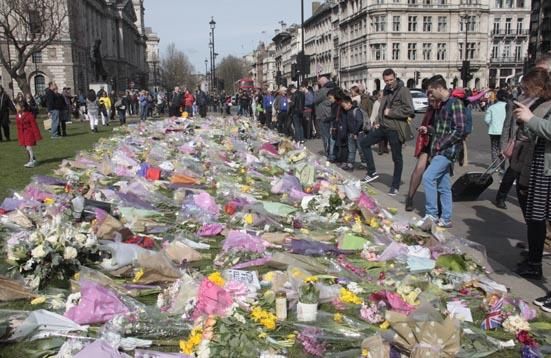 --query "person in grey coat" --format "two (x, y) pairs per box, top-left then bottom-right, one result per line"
(314, 76), (336, 159)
